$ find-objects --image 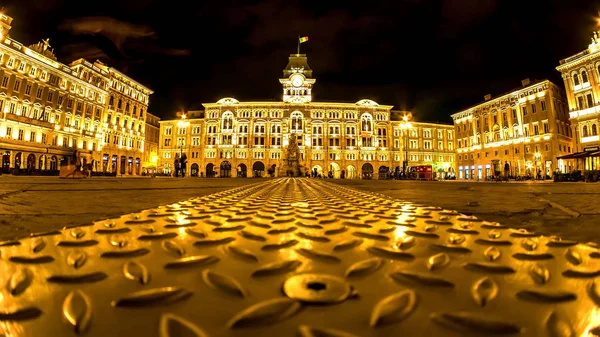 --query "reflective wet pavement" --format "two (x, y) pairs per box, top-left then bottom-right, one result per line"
(0, 178), (599, 336)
